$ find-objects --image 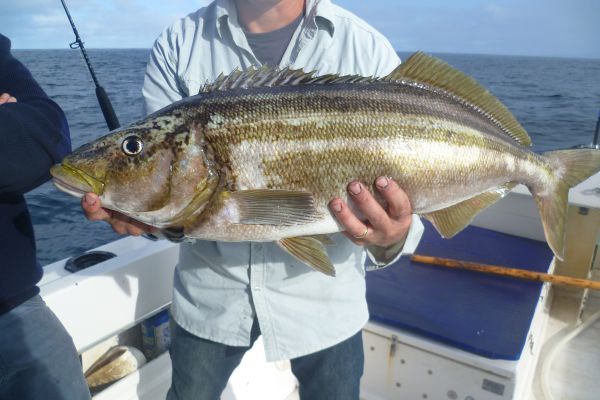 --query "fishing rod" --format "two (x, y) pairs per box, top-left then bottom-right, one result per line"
(592, 110), (600, 149)
(59, 1), (159, 244)
(59, 0), (120, 130)
(571, 110), (600, 150)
